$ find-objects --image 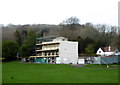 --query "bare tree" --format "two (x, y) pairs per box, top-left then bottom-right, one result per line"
(61, 16), (80, 25)
(60, 16), (80, 30)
